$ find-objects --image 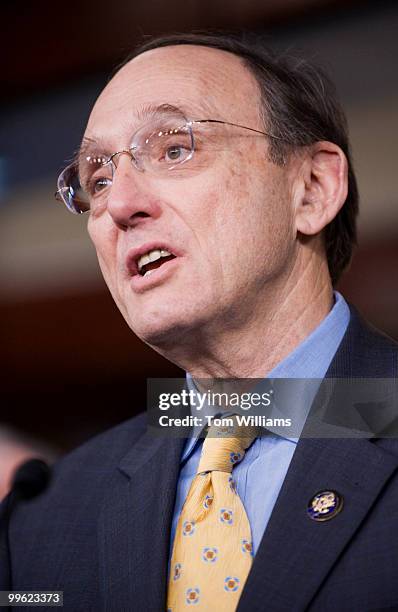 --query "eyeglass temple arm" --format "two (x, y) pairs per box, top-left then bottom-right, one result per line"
(189, 119), (283, 140)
